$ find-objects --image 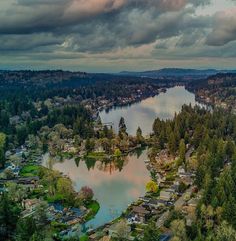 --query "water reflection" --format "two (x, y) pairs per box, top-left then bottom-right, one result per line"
(99, 86), (199, 136)
(43, 86), (201, 229)
(44, 150), (150, 229)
